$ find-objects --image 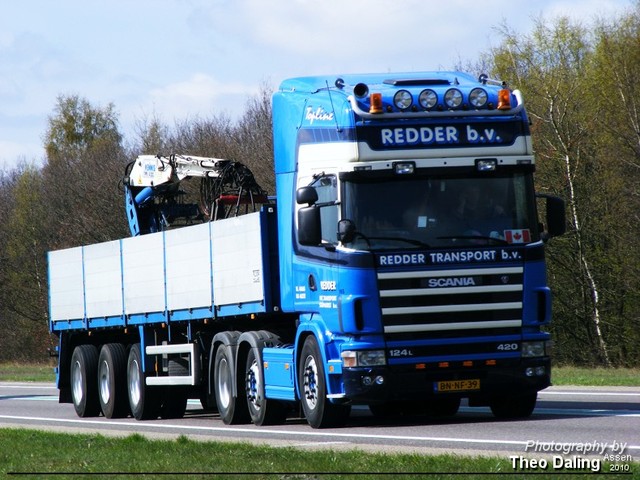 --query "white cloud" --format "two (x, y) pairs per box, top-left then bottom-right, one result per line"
(146, 73), (257, 120)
